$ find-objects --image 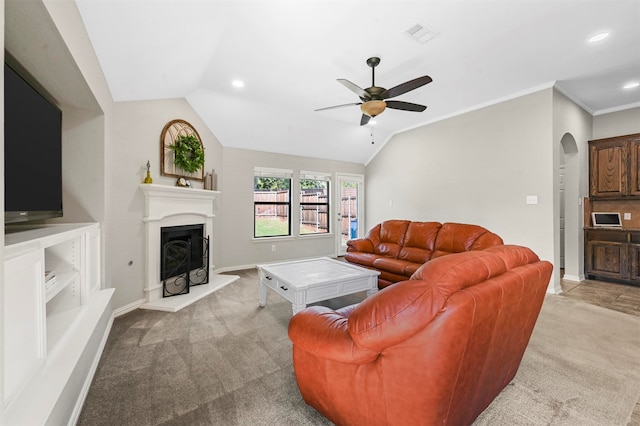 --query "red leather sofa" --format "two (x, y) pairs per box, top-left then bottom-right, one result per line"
(289, 245), (553, 426)
(345, 220), (504, 288)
